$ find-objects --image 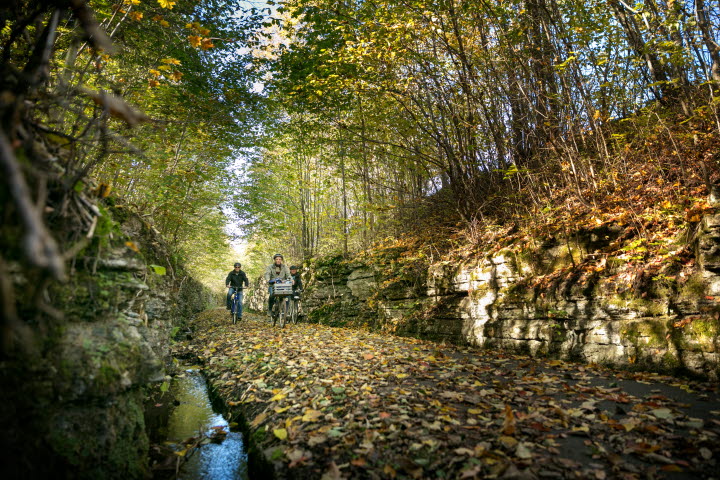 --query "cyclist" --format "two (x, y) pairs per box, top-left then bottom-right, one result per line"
(289, 265), (303, 322)
(225, 262), (249, 320)
(263, 254), (293, 317)
(289, 265), (302, 292)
